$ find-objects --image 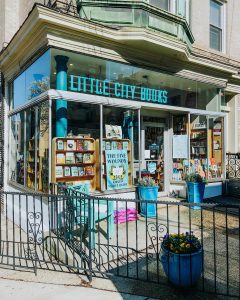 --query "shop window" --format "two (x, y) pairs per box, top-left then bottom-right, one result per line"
(13, 50), (50, 109)
(37, 102), (49, 192)
(51, 101), (100, 192)
(9, 101), (50, 191)
(9, 112), (25, 185)
(210, 0), (223, 52)
(190, 115), (208, 179)
(51, 48), (219, 113)
(143, 121), (165, 191)
(26, 108), (36, 190)
(172, 114), (188, 181)
(208, 117), (224, 179)
(101, 107), (138, 191)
